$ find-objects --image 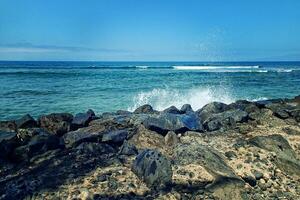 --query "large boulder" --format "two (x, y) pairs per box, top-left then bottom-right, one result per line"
(180, 104), (193, 114)
(203, 109), (248, 131)
(63, 128), (103, 148)
(142, 113), (203, 135)
(132, 149), (172, 188)
(71, 109), (96, 130)
(38, 113), (73, 136)
(248, 134), (300, 176)
(174, 143), (239, 182)
(102, 129), (128, 144)
(133, 104), (155, 114)
(227, 100), (260, 114)
(197, 102), (228, 123)
(15, 114), (37, 129)
(163, 106), (181, 114)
